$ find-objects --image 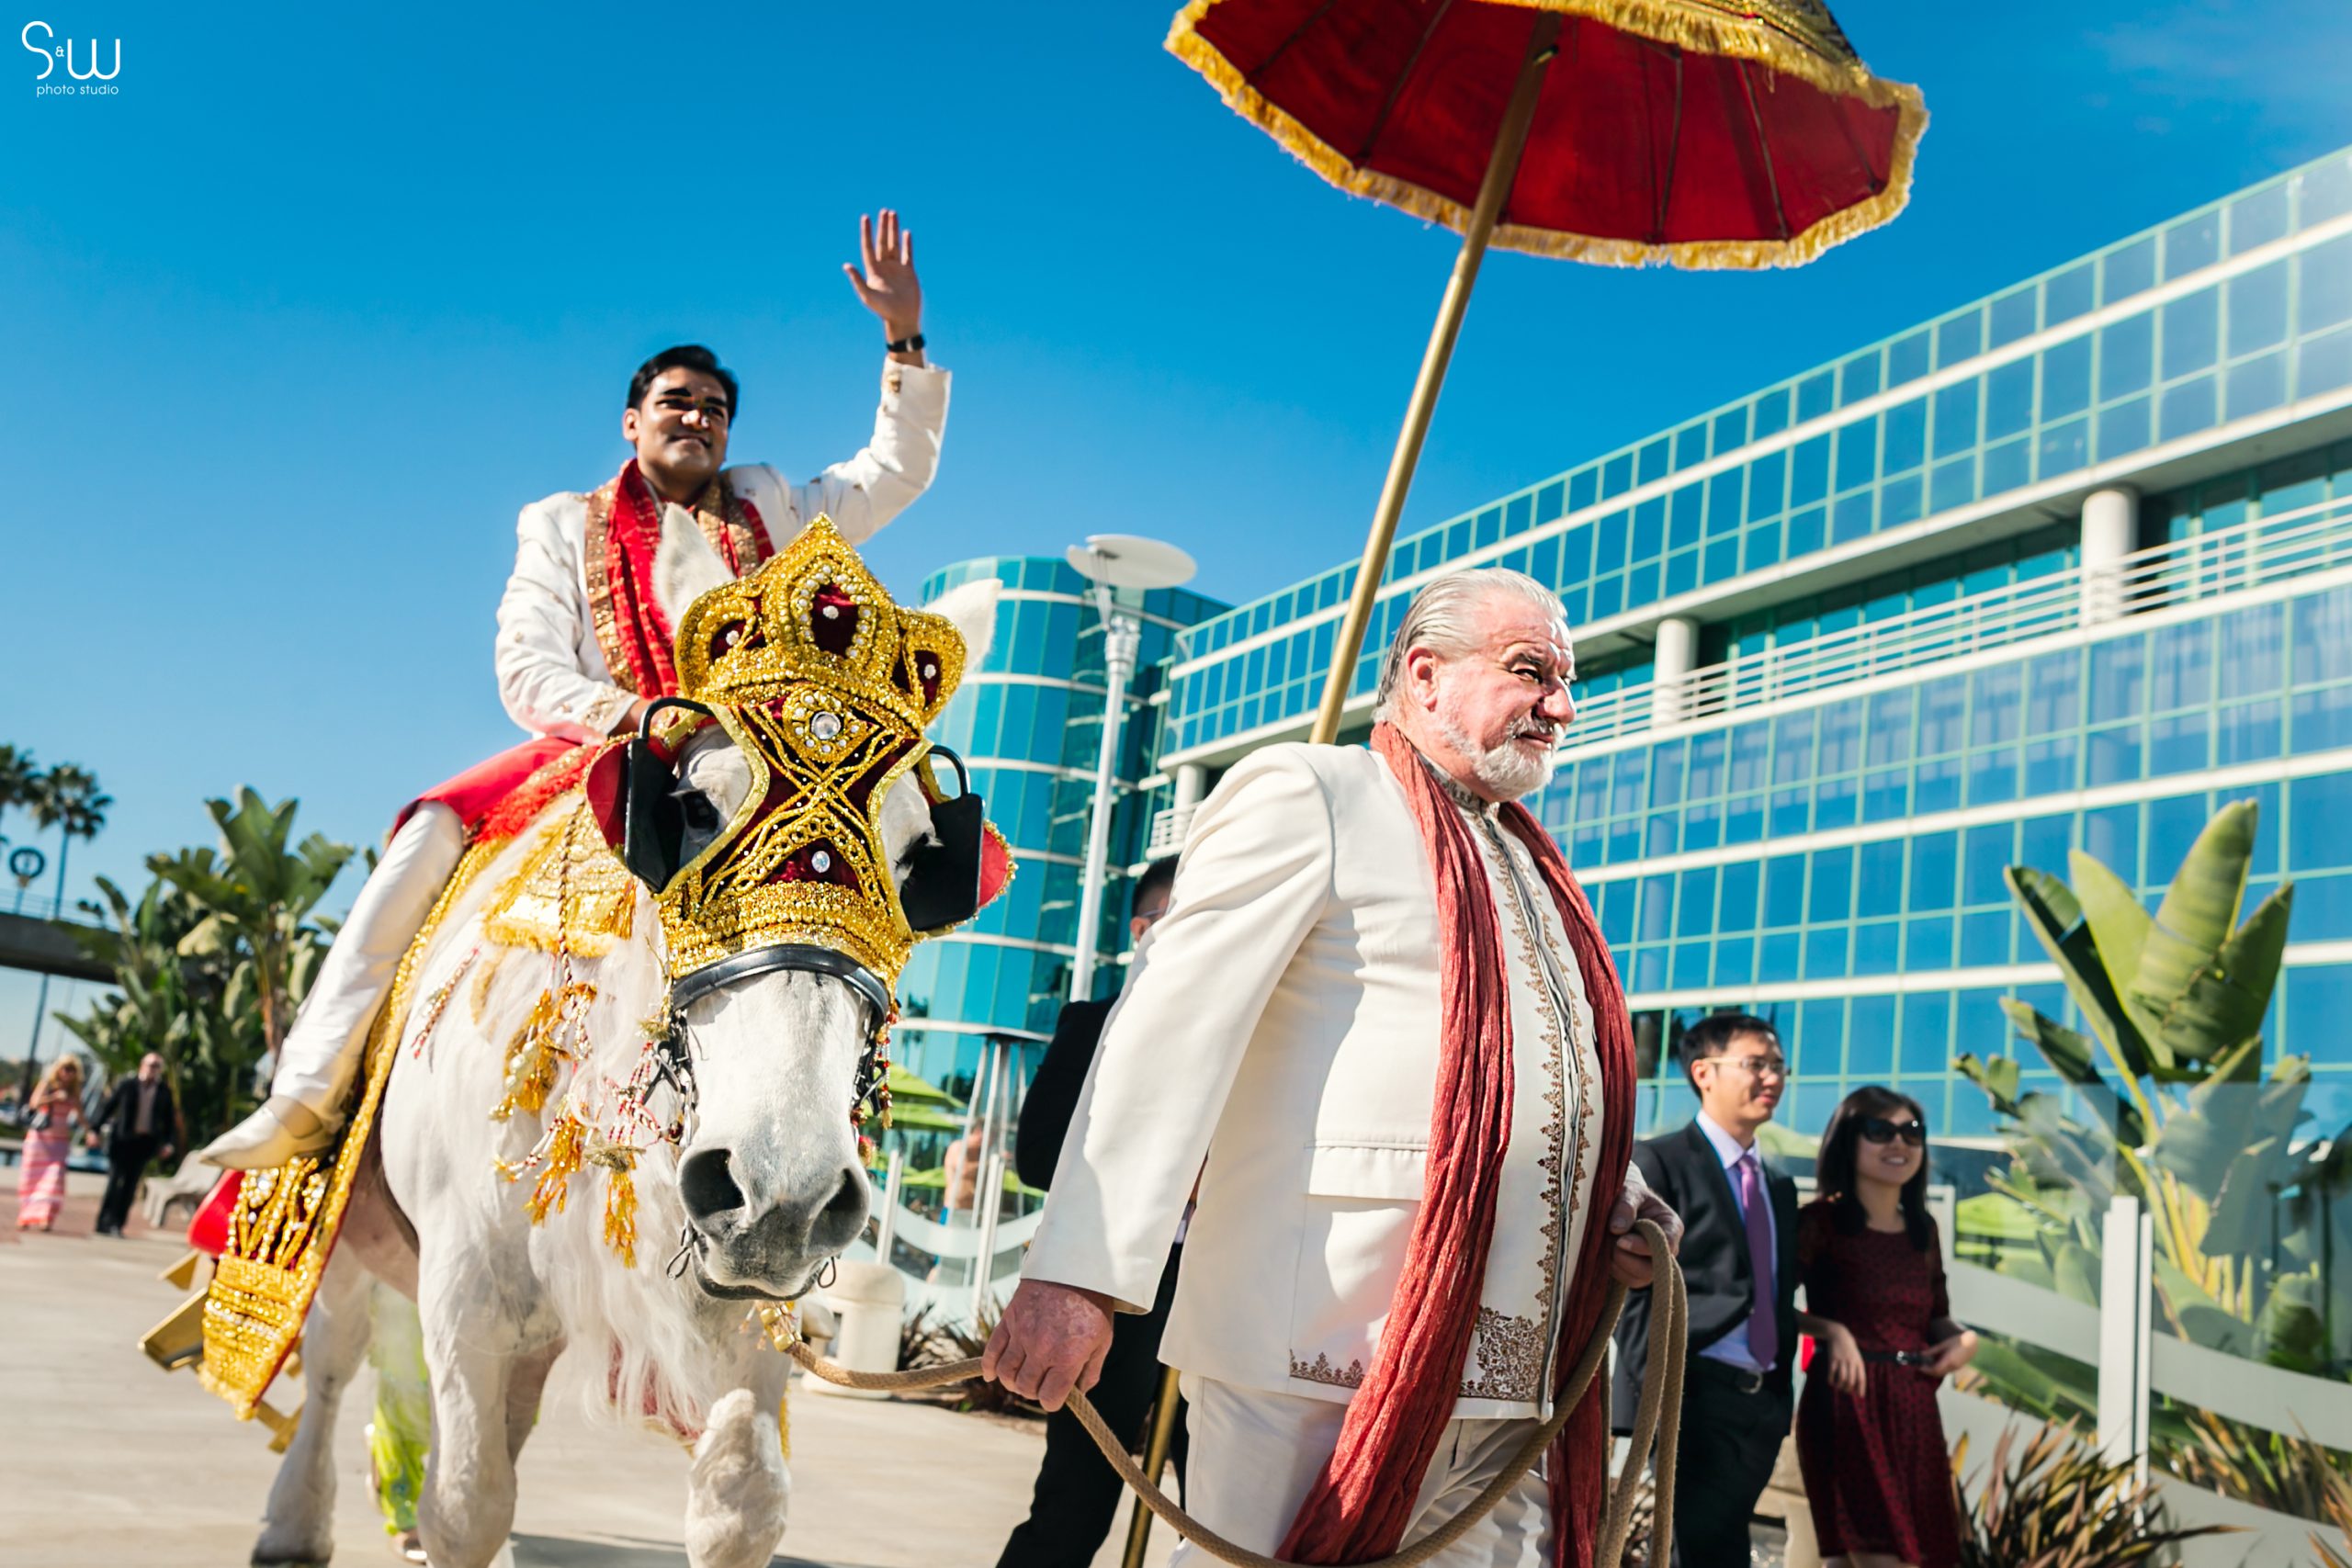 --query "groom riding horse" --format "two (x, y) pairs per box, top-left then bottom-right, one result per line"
(207, 209), (944, 1171)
